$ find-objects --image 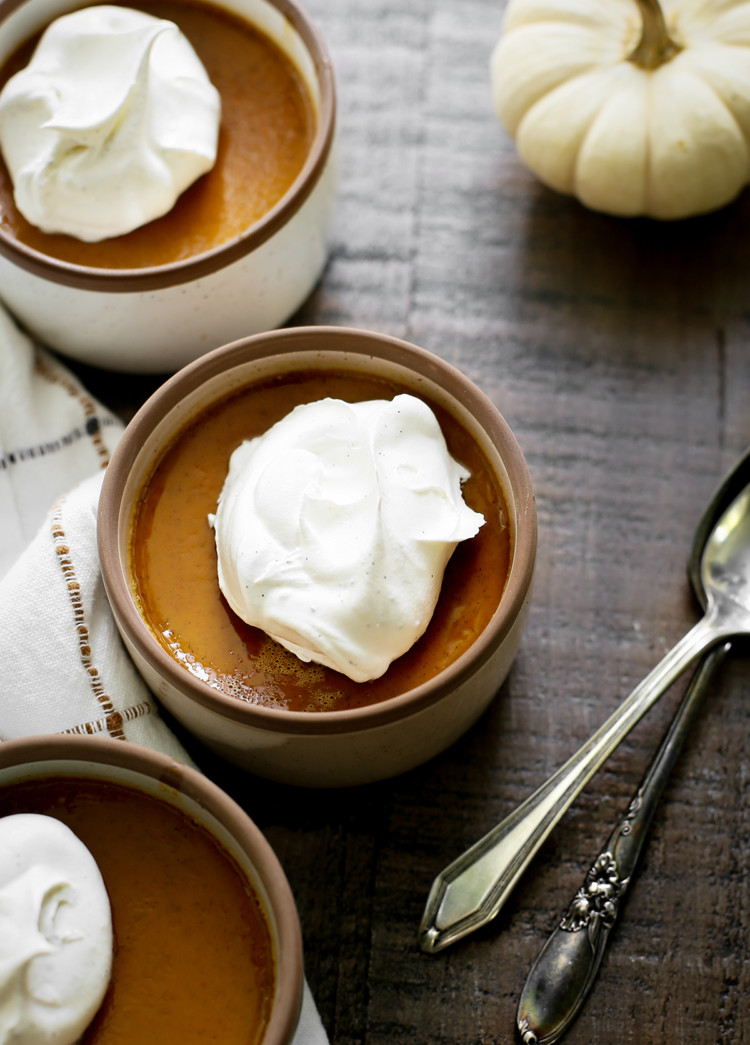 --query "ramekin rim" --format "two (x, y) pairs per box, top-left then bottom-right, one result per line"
(0, 0), (336, 292)
(0, 732), (305, 1045)
(98, 325), (537, 737)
